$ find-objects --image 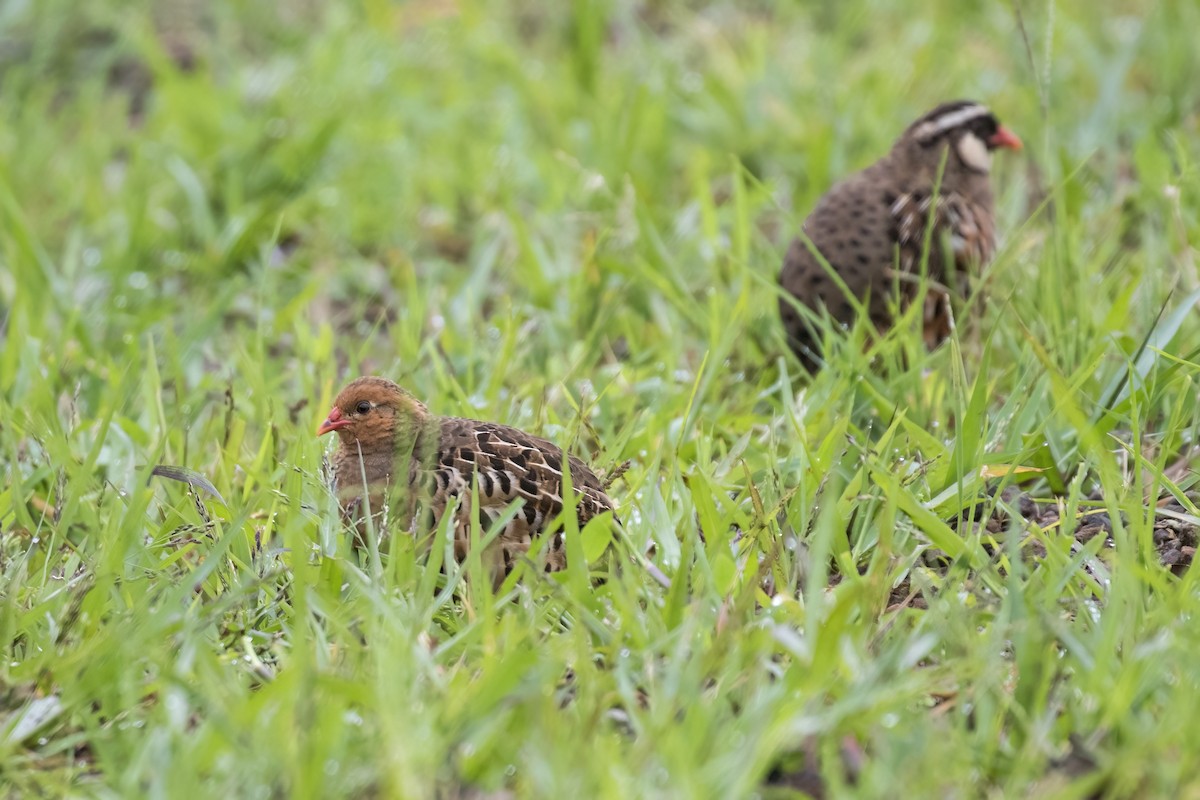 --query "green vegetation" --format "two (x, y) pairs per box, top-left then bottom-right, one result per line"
(2, 0), (1199, 796)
